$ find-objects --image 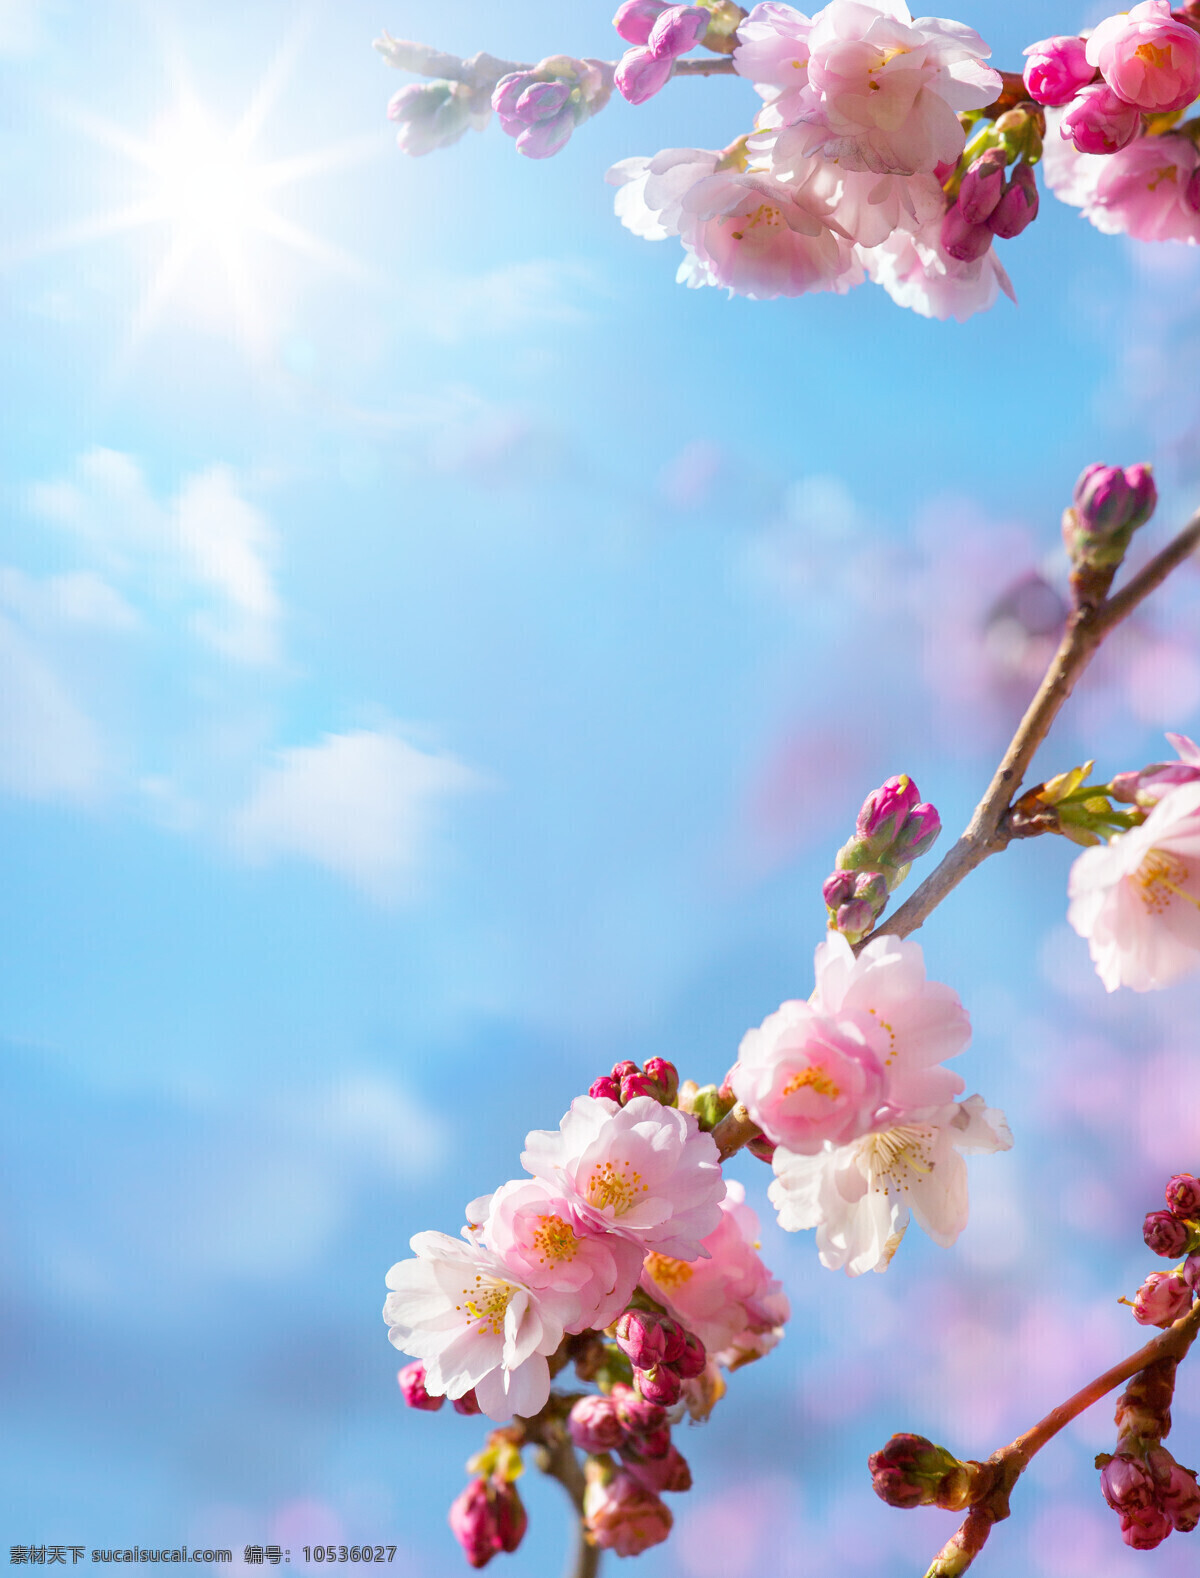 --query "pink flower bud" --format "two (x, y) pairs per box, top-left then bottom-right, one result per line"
(632, 1425), (673, 1458)
(890, 803), (943, 863)
(610, 1383), (669, 1438)
(614, 46), (674, 104)
(615, 1309), (668, 1368)
(1022, 36), (1096, 106)
(1132, 1271), (1193, 1327)
(958, 148), (1008, 224)
(613, 0), (670, 45)
(822, 871), (856, 908)
(941, 204), (995, 262)
(647, 5), (710, 58)
(1101, 1451), (1157, 1512)
(656, 1316), (687, 1365)
(674, 1332), (707, 1380)
(856, 776), (922, 851)
(635, 1363), (683, 1406)
(589, 1074), (622, 1101)
(643, 1058), (679, 1102)
(621, 1071), (662, 1103)
(1074, 463), (1157, 539)
(835, 898), (877, 937)
(1163, 1462), (1200, 1532)
(452, 1388), (482, 1415)
(747, 1132), (777, 1163)
(1166, 1173), (1200, 1217)
(1119, 1504), (1173, 1549)
(449, 1479), (527, 1568)
(569, 1394), (627, 1453)
(1145, 1208), (1192, 1257)
(611, 1060), (640, 1081)
(1184, 1252), (1200, 1293)
(1059, 83), (1141, 155)
(988, 162), (1039, 240)
(621, 1443), (693, 1493)
(397, 1361), (444, 1411)
(1087, 0), (1200, 112)
(869, 1435), (962, 1510)
(583, 1468), (673, 1556)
